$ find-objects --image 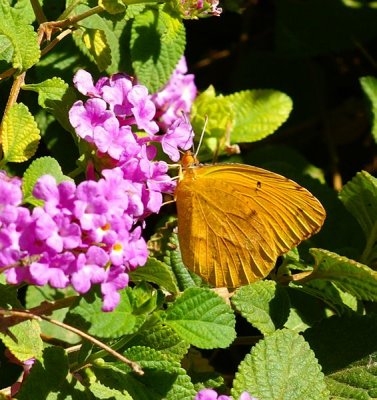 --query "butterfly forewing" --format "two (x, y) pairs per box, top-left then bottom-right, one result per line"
(175, 163), (326, 288)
